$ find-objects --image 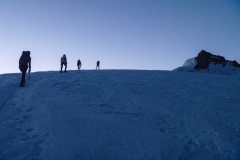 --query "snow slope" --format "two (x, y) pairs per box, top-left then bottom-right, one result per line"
(182, 58), (196, 67)
(0, 70), (240, 159)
